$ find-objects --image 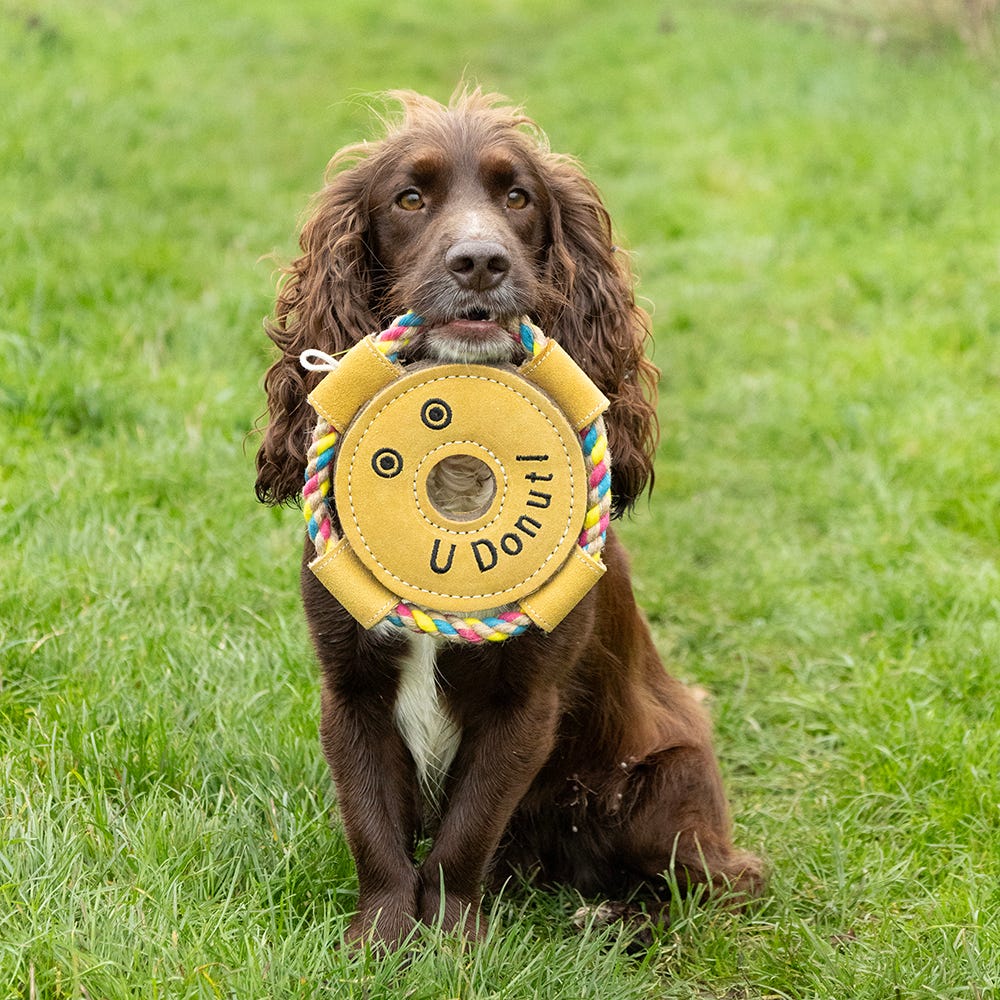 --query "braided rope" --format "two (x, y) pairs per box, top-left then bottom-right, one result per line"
(302, 313), (609, 643)
(371, 310), (426, 363)
(579, 420), (612, 557)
